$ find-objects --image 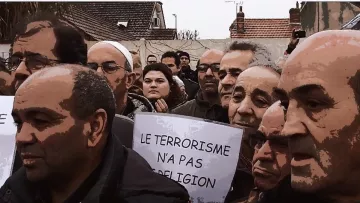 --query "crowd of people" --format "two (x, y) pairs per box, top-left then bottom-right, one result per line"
(0, 12), (359, 203)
